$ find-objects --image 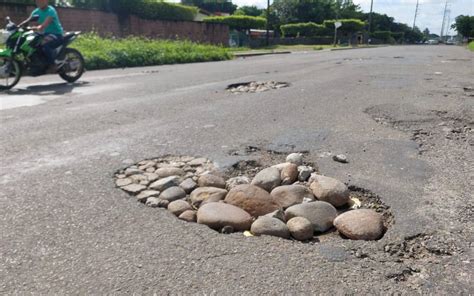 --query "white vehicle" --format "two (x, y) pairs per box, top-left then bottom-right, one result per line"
(427, 39), (439, 45)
